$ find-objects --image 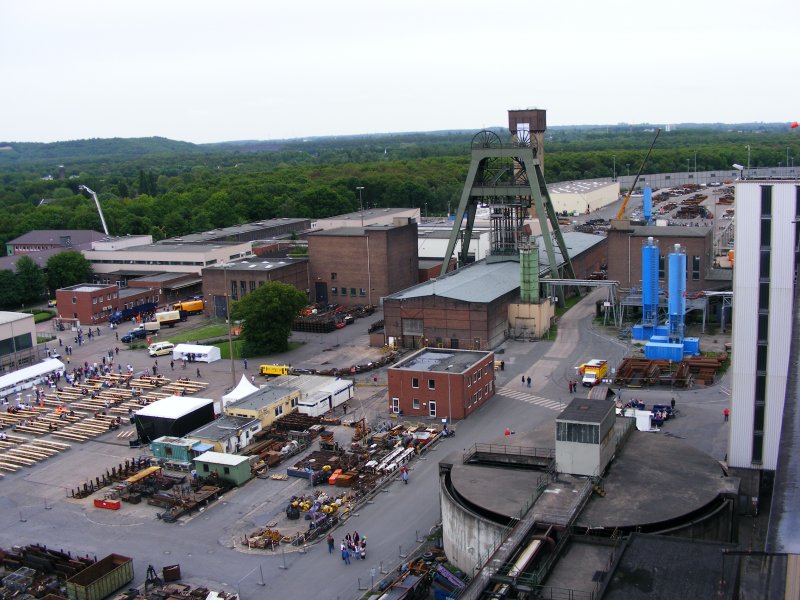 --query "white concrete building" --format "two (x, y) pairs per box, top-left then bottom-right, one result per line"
(729, 180), (798, 490)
